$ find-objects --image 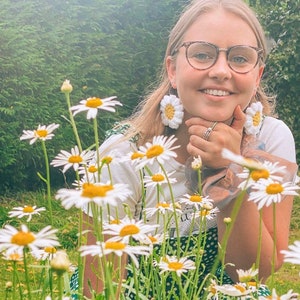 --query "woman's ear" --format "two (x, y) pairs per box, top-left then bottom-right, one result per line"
(256, 65), (265, 86)
(166, 56), (177, 89)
